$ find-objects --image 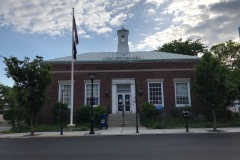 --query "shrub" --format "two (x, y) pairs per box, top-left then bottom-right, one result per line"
(3, 107), (27, 129)
(76, 105), (91, 124)
(76, 105), (107, 126)
(170, 106), (191, 118)
(217, 106), (236, 120)
(93, 106), (107, 127)
(51, 102), (69, 124)
(141, 102), (157, 119)
(12, 122), (30, 133)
